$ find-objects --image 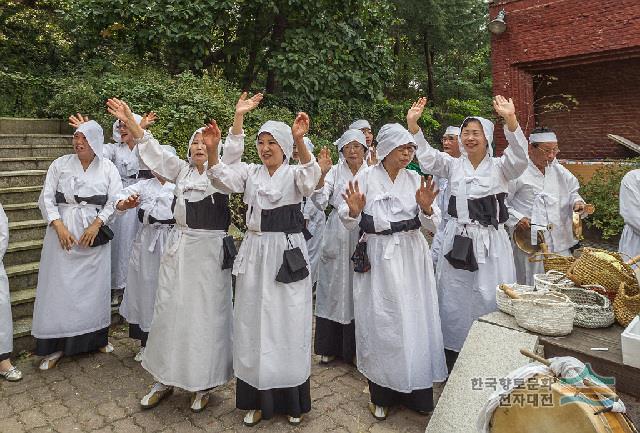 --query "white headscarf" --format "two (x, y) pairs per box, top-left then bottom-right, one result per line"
(257, 121), (294, 162)
(444, 126), (461, 136)
(529, 131), (558, 144)
(335, 129), (367, 153)
(303, 136), (314, 153)
(76, 120), (104, 159)
(349, 119), (372, 130)
(459, 116), (494, 156)
(112, 113), (142, 143)
(375, 123), (416, 160)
